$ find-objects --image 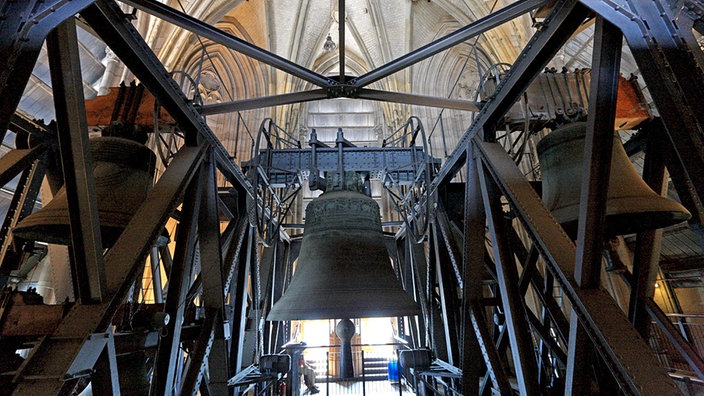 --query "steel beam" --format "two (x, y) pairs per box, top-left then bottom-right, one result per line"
(349, 0), (547, 88)
(628, 137), (666, 338)
(0, 154), (46, 279)
(410, 238), (431, 347)
(151, 163), (204, 395)
(121, 0), (334, 88)
(434, 201), (463, 289)
(258, 243), (276, 353)
(0, 148), (46, 188)
(478, 157), (539, 396)
(537, 270), (556, 386)
(430, 219), (459, 364)
(199, 89), (329, 115)
(181, 148), (230, 394)
(356, 89), (481, 111)
(223, 218), (250, 298)
(269, 241), (289, 352)
(151, 165), (202, 395)
(149, 247), (164, 303)
(525, 309), (567, 367)
(90, 330), (121, 395)
(646, 298), (704, 381)
(460, 144), (484, 395)
(468, 300), (512, 395)
(476, 138), (678, 394)
(566, 15), (622, 394)
(339, 0), (346, 83)
(47, 17), (106, 302)
(230, 226), (254, 372)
